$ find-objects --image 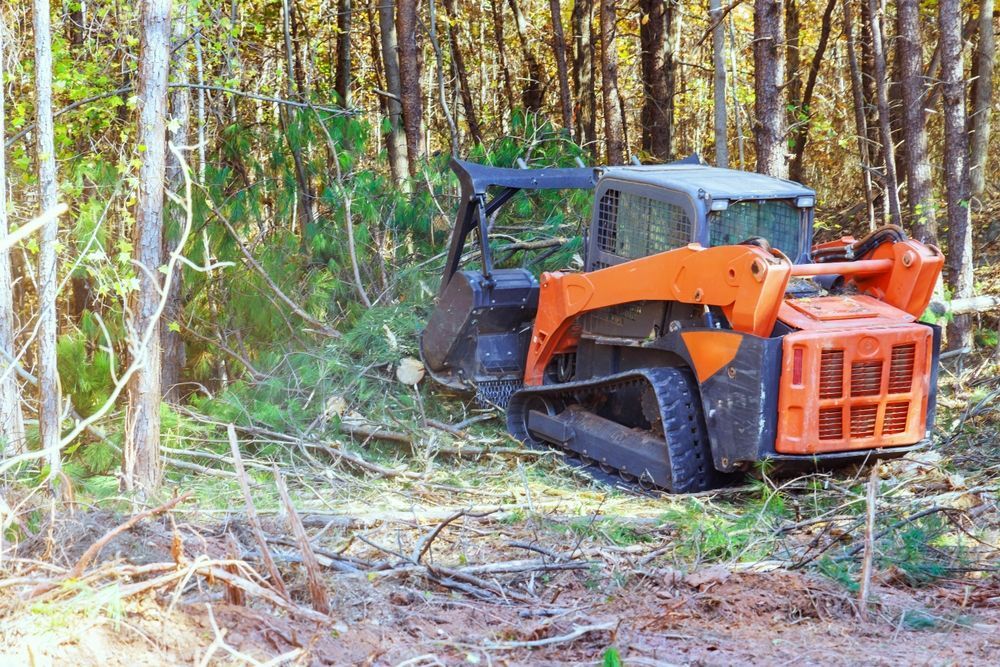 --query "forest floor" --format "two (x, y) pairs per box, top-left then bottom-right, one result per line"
(2, 350), (998, 666)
